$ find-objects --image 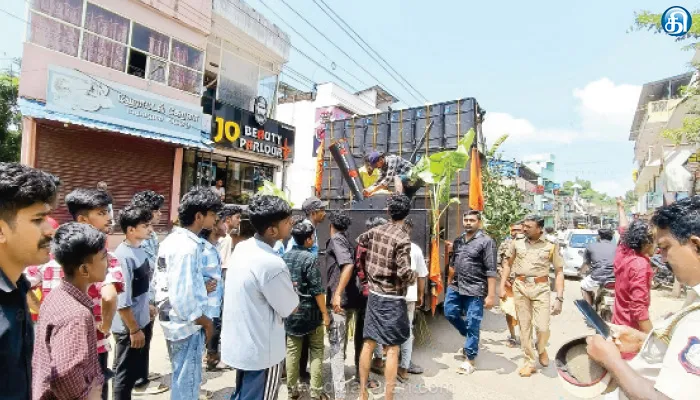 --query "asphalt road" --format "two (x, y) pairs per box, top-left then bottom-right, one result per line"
(124, 279), (685, 400)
